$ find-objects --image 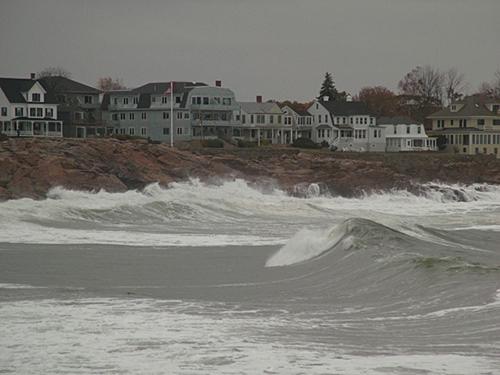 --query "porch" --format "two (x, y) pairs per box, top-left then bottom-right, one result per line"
(1, 118), (63, 138)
